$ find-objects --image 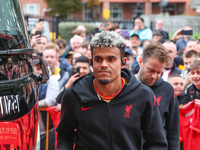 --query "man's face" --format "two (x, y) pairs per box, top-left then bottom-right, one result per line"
(184, 56), (197, 70)
(37, 37), (48, 53)
(43, 49), (57, 69)
(92, 47), (125, 85)
(163, 44), (176, 66)
(71, 37), (81, 51)
(139, 57), (166, 86)
(129, 36), (141, 48)
(134, 19), (143, 29)
(80, 47), (88, 56)
(169, 77), (184, 97)
(72, 53), (82, 66)
(191, 68), (200, 88)
(125, 54), (134, 70)
(155, 20), (163, 31)
(152, 36), (162, 42)
(185, 41), (196, 52)
(36, 21), (44, 31)
(80, 33), (86, 41)
(34, 64), (42, 74)
(74, 62), (90, 77)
